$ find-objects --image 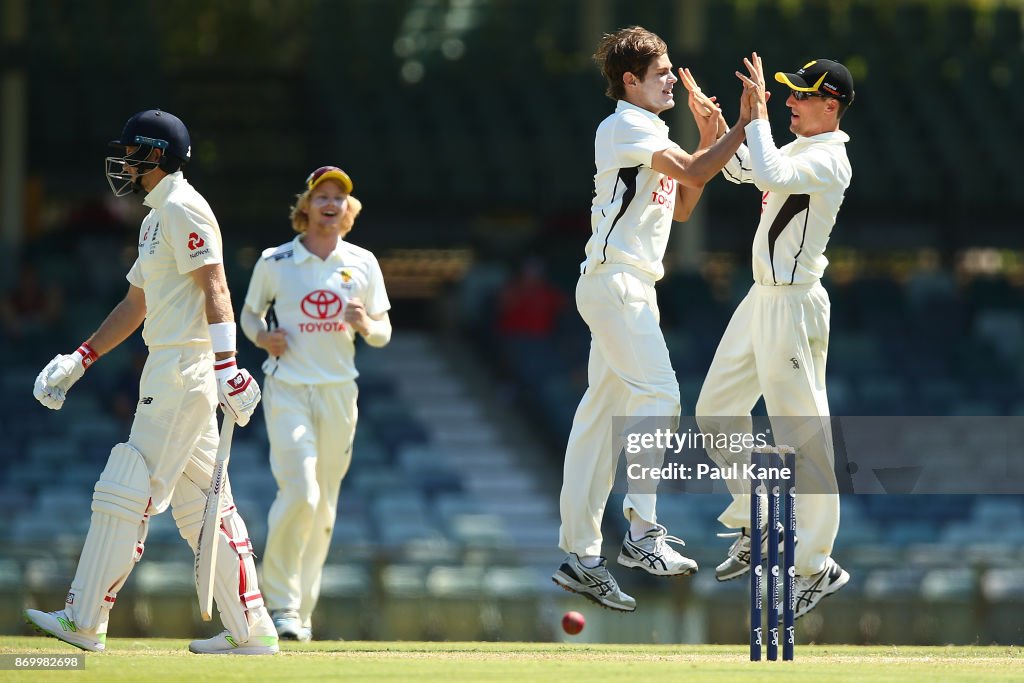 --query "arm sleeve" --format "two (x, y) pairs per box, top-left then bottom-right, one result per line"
(242, 256), (273, 315)
(745, 119), (840, 193)
(239, 305), (267, 346)
(721, 144), (754, 185)
(169, 202), (223, 274)
(612, 112), (676, 168)
(361, 313), (392, 348)
(364, 255), (391, 317)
